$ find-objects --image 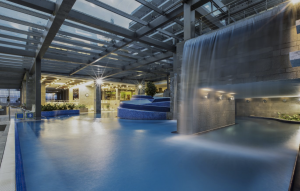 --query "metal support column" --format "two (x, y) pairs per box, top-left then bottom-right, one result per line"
(35, 57), (41, 119)
(199, 18), (203, 35)
(228, 5), (231, 25)
(115, 88), (118, 100)
(184, 2), (195, 40)
(95, 83), (101, 114)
